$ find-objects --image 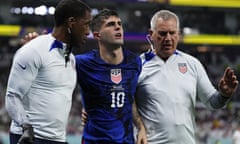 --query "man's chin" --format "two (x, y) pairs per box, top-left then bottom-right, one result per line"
(114, 43), (124, 47)
(75, 40), (87, 47)
(79, 39), (87, 45)
(115, 41), (124, 46)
